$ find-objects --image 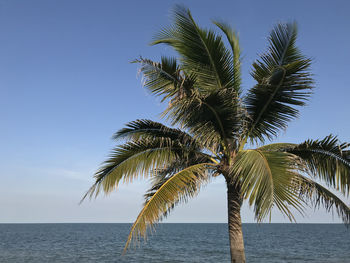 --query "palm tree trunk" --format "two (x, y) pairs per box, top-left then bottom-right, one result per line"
(227, 183), (246, 263)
